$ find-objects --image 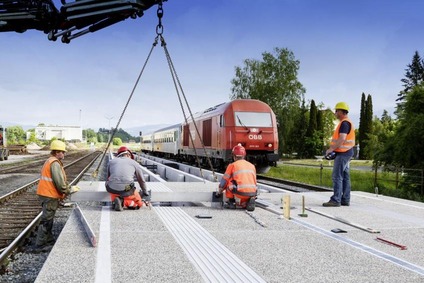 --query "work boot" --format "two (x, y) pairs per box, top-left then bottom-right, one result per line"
(246, 197), (256, 212)
(225, 198), (236, 209)
(322, 200), (341, 207)
(224, 202), (236, 209)
(114, 197), (123, 211)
